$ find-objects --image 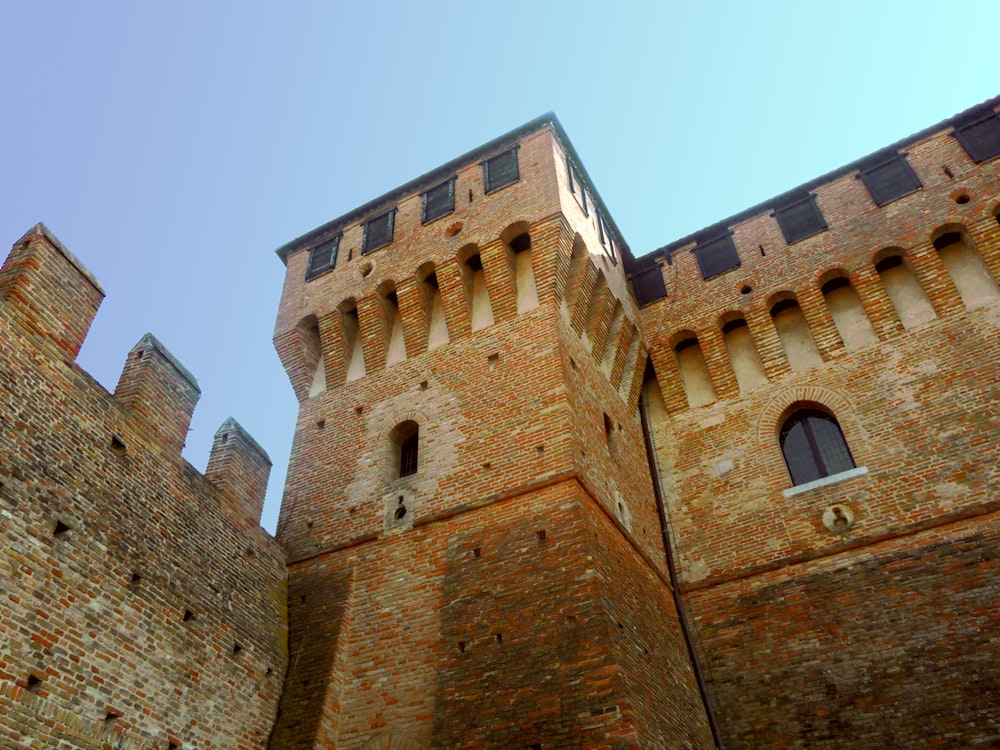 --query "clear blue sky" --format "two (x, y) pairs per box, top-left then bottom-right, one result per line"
(2, 1), (997, 532)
